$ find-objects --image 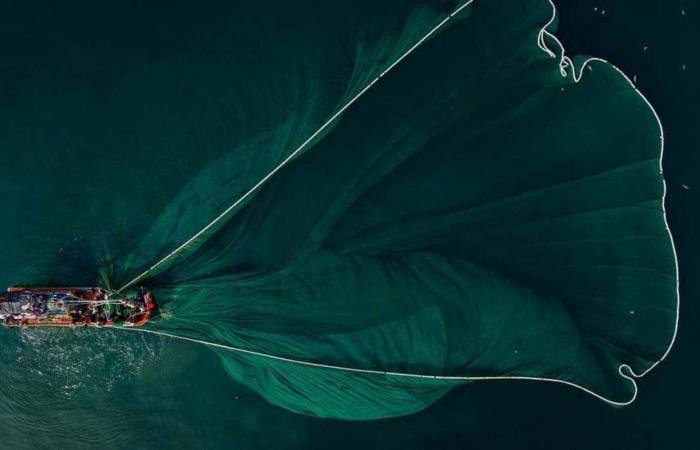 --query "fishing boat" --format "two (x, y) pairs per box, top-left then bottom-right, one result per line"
(0, 286), (156, 328)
